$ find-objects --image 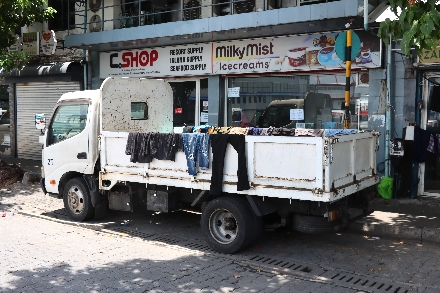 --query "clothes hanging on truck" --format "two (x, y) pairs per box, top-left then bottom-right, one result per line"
(125, 132), (183, 163)
(210, 134), (250, 195)
(182, 133), (210, 176)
